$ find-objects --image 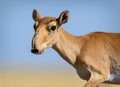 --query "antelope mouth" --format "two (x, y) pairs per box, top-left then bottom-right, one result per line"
(31, 48), (44, 54)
